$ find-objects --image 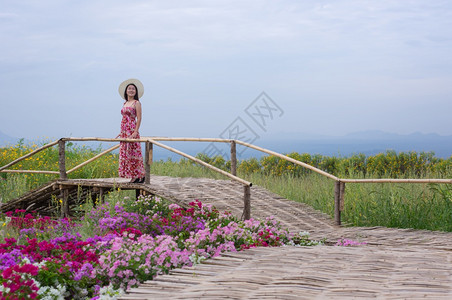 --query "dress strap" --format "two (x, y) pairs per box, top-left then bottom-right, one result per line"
(123, 100), (137, 108)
